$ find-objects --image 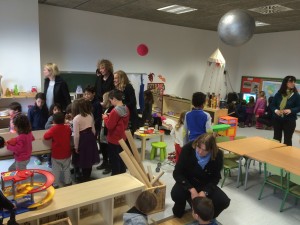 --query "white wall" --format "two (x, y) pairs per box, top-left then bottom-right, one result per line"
(39, 5), (240, 99)
(237, 30), (300, 90)
(0, 0), (41, 92)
